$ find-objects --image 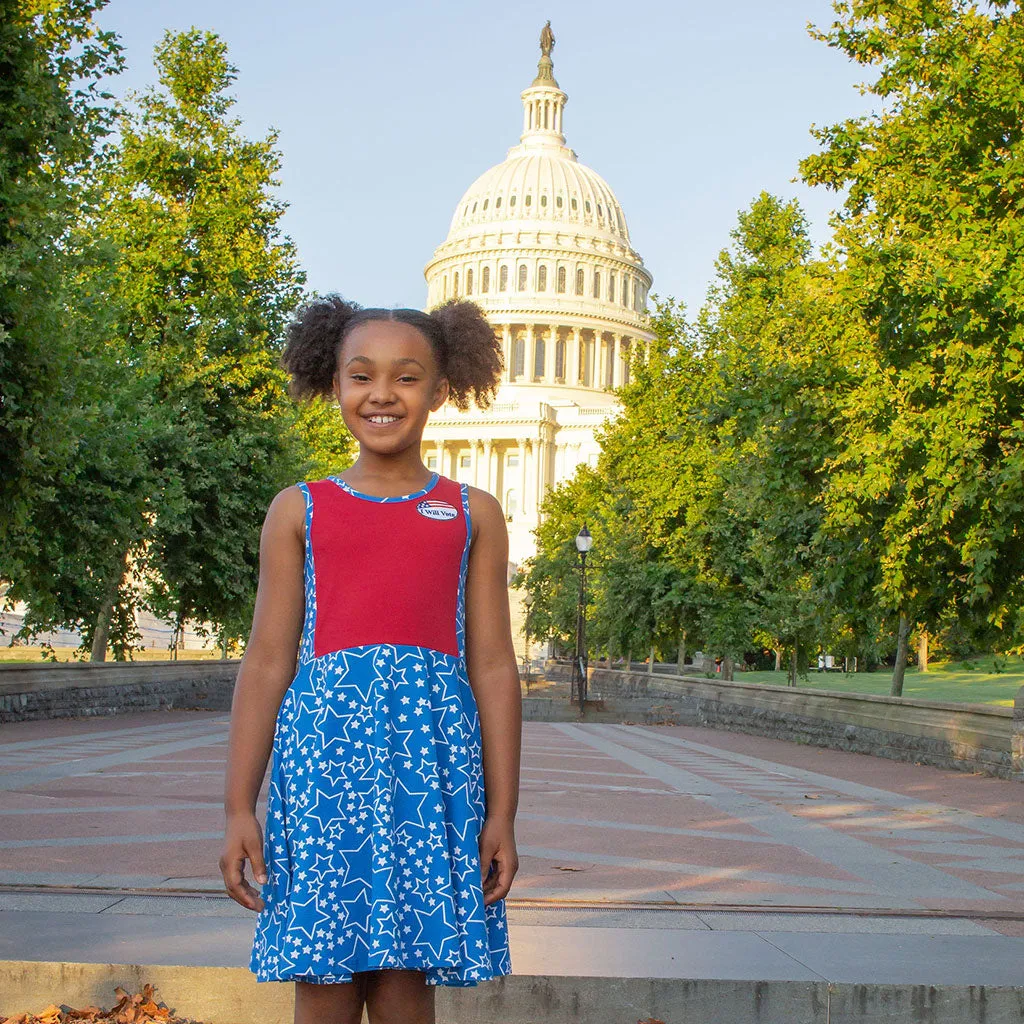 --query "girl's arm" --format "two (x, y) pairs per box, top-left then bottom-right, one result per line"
(220, 484), (306, 911)
(465, 486), (522, 905)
